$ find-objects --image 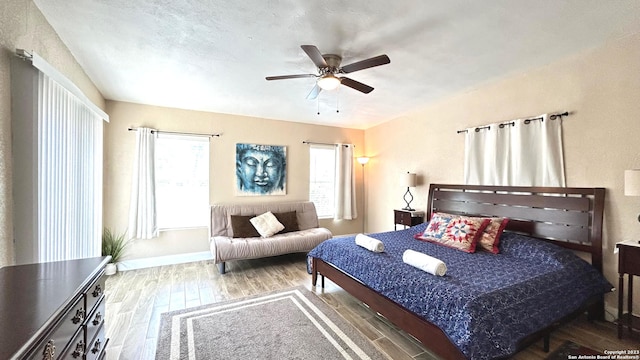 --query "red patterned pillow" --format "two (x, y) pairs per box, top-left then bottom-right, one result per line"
(478, 217), (509, 254)
(414, 212), (491, 253)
